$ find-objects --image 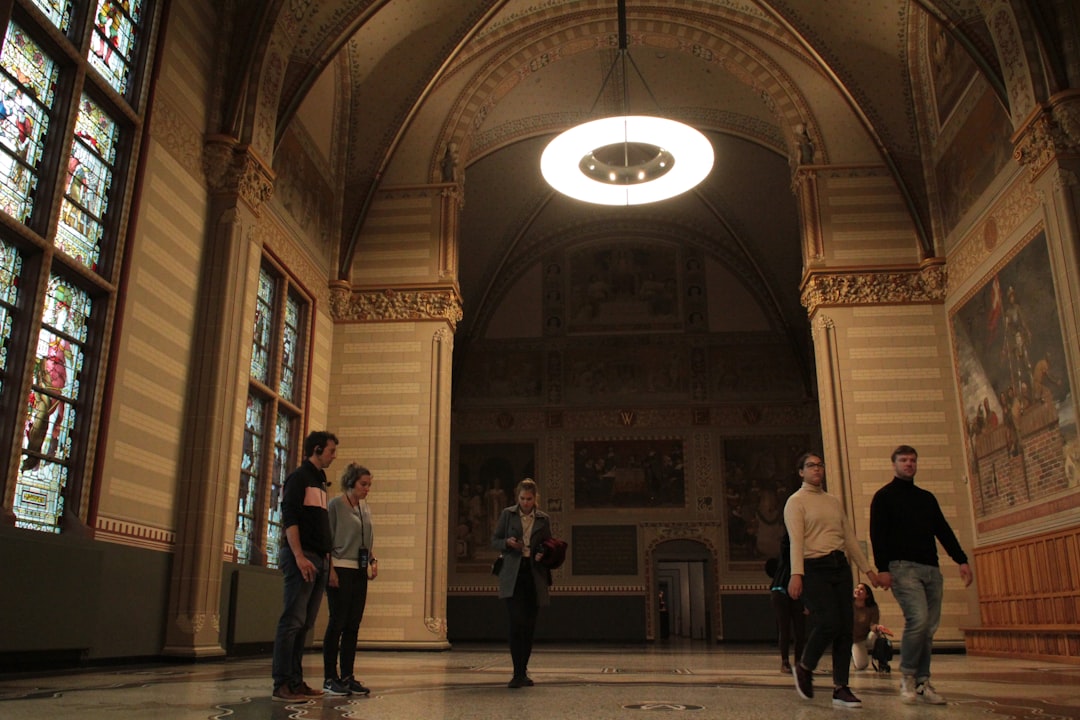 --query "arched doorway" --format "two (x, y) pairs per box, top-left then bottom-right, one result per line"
(650, 538), (717, 642)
